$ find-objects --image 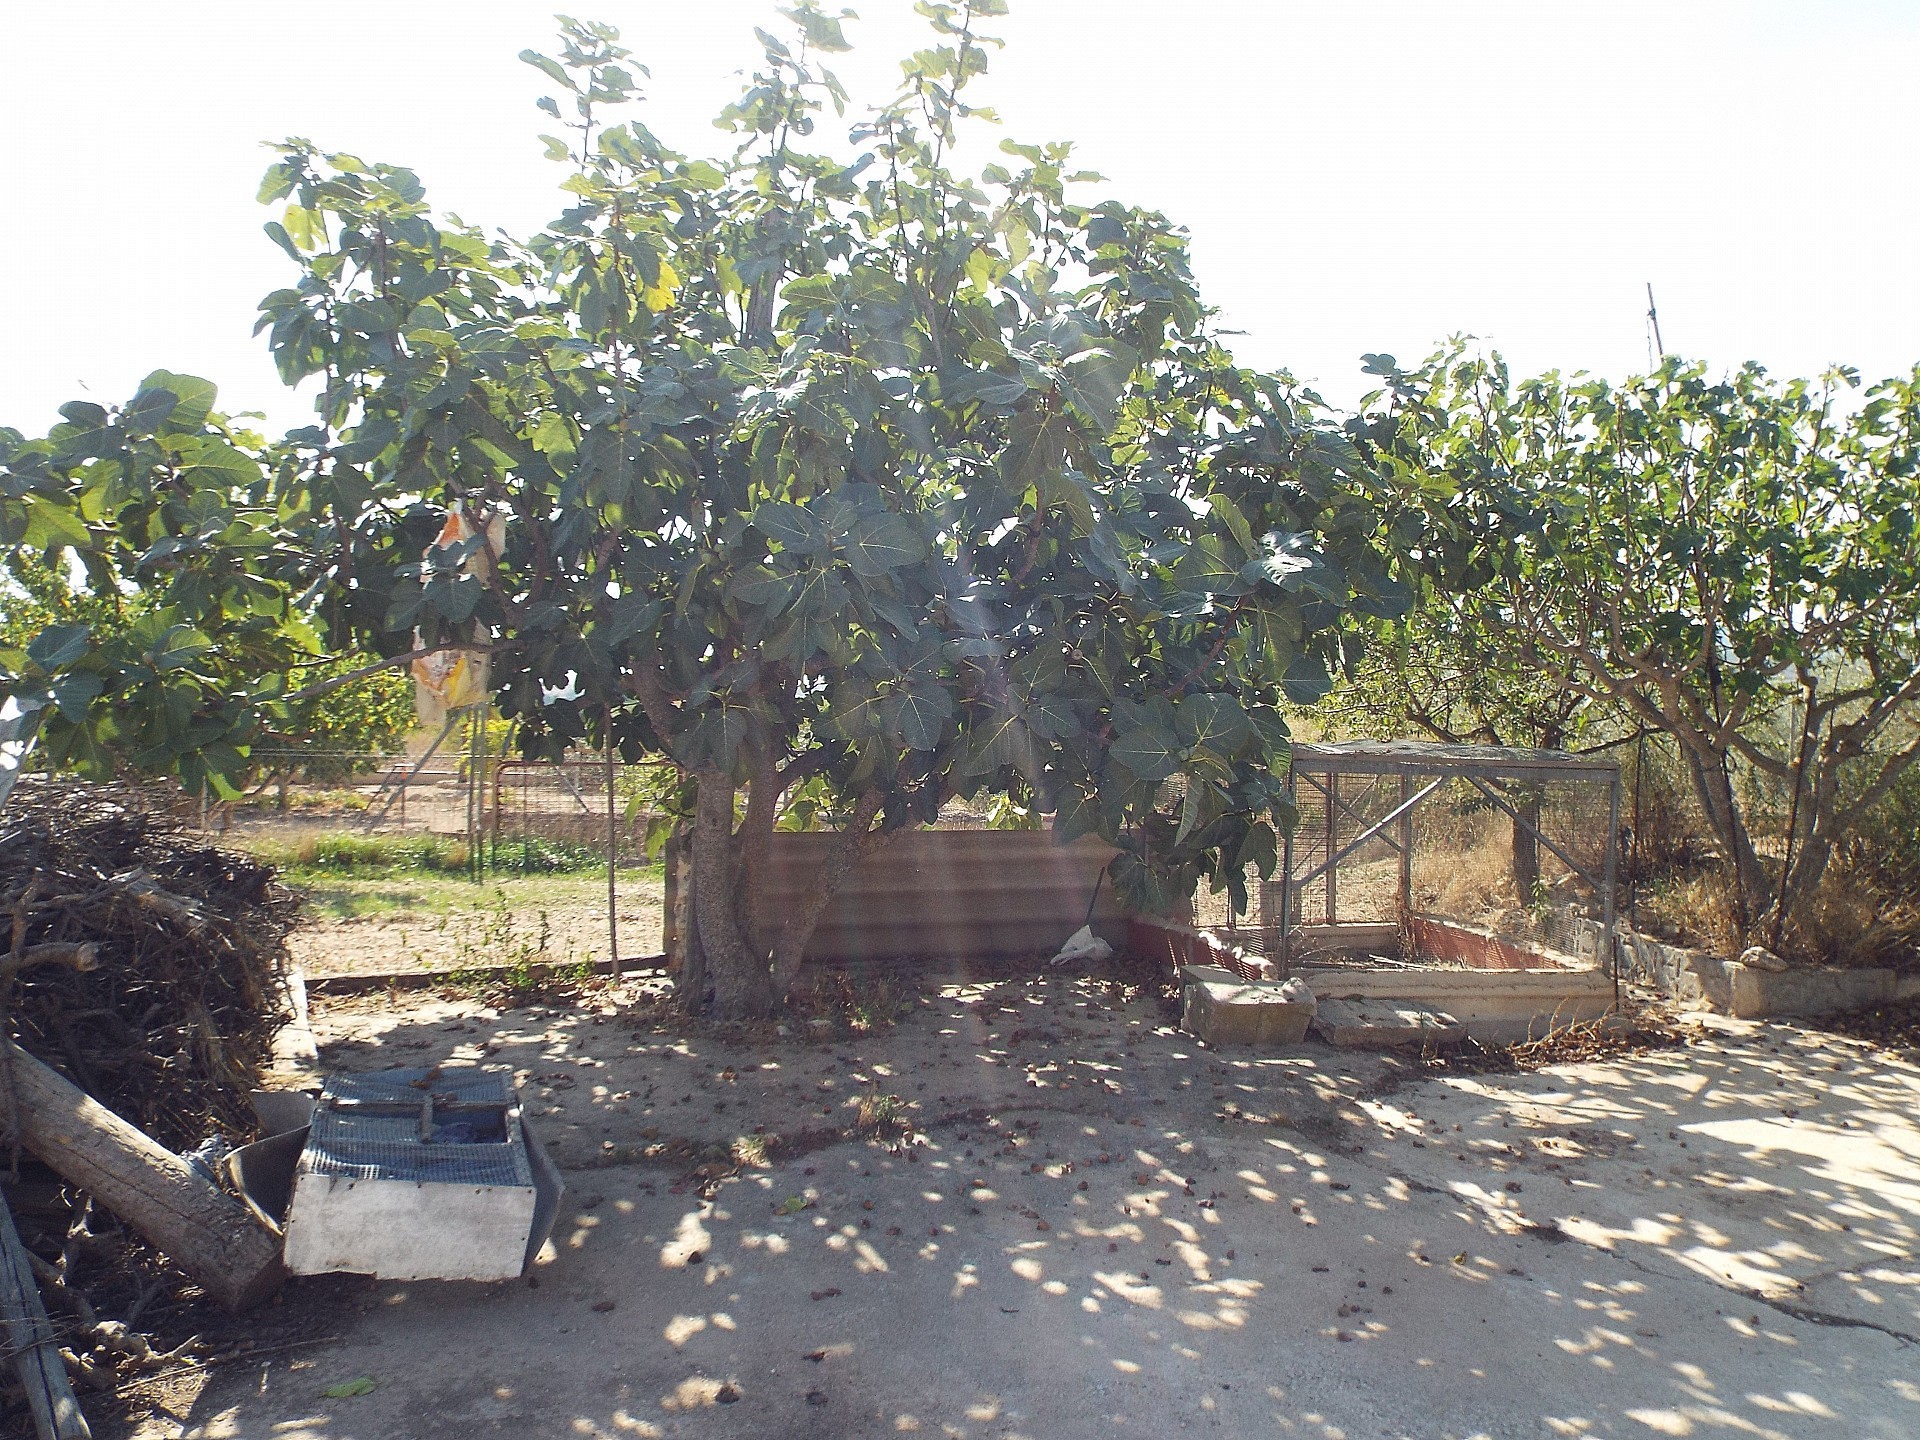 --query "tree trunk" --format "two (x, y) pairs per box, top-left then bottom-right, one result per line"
(678, 769), (889, 1019)
(773, 790), (887, 994)
(691, 770), (773, 1020)
(1679, 742), (1767, 930)
(0, 1040), (285, 1312)
(1771, 756), (1845, 940)
(1509, 784), (1542, 902)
